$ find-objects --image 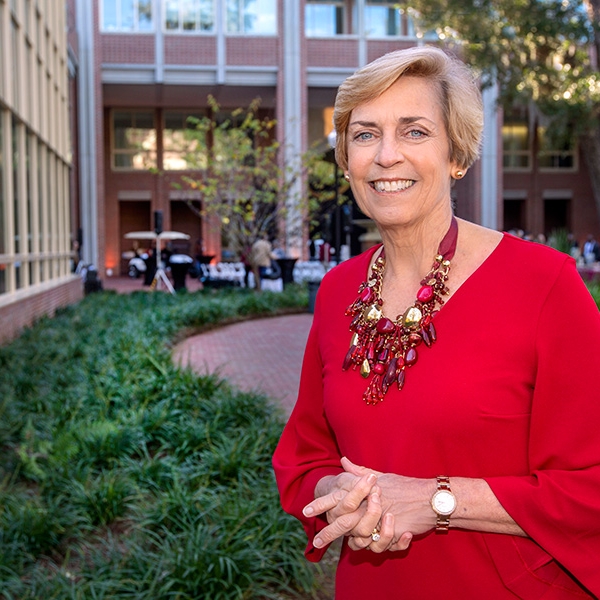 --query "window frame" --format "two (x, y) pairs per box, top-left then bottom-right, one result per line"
(226, 0), (277, 36)
(502, 121), (532, 172)
(111, 110), (157, 172)
(163, 0), (216, 34)
(162, 110), (207, 171)
(305, 0), (350, 37)
(100, 0), (154, 33)
(536, 126), (578, 173)
(364, 0), (403, 38)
